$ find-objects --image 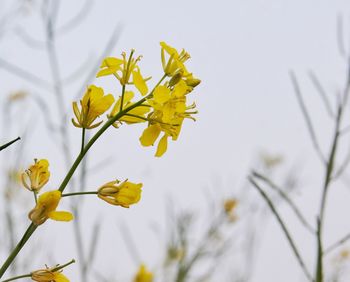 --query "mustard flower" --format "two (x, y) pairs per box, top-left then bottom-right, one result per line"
(133, 264), (153, 282)
(28, 190), (73, 225)
(21, 159), (50, 192)
(31, 268), (69, 282)
(98, 180), (142, 208)
(97, 50), (149, 96)
(107, 91), (151, 128)
(139, 81), (198, 157)
(72, 85), (114, 129)
(224, 198), (238, 222)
